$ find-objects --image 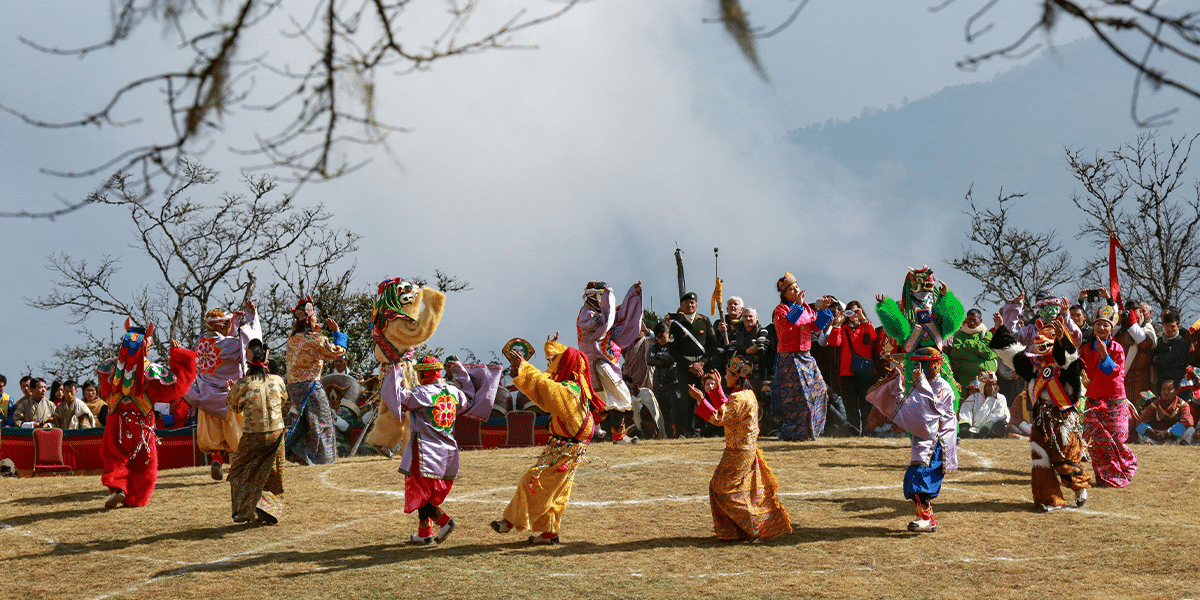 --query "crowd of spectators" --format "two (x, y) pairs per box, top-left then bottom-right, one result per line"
(0, 373), (189, 431)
